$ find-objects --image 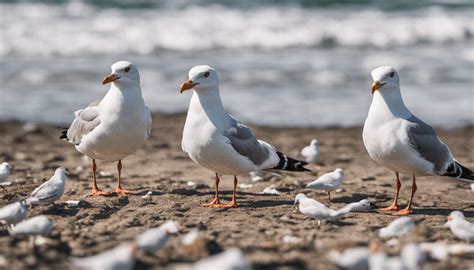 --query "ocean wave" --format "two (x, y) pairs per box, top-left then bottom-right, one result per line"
(1, 2), (473, 57)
